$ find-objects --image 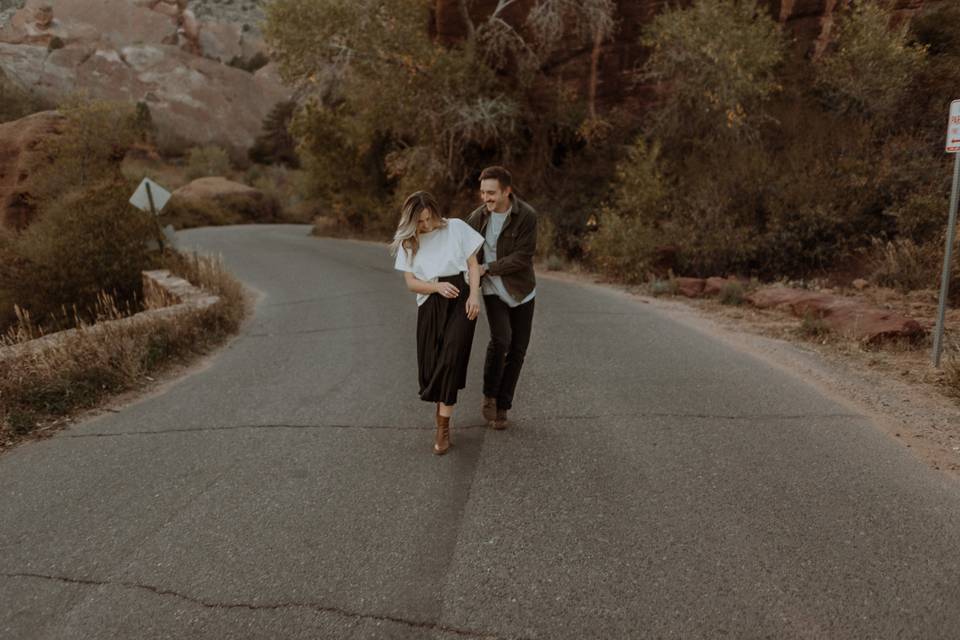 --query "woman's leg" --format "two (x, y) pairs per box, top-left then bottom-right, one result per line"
(434, 402), (453, 455)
